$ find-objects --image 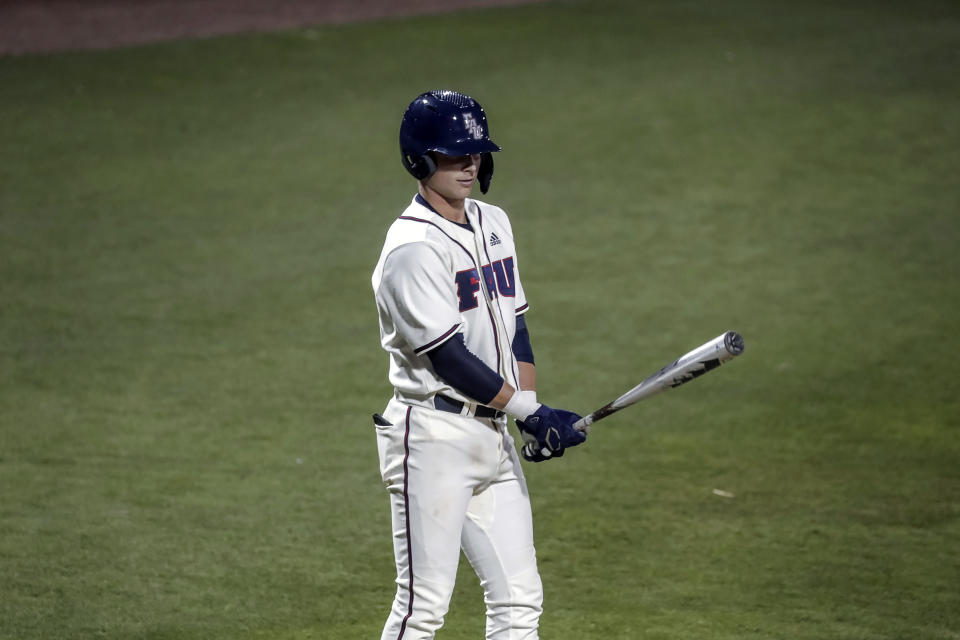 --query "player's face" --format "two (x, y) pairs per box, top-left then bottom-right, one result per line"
(424, 153), (482, 201)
